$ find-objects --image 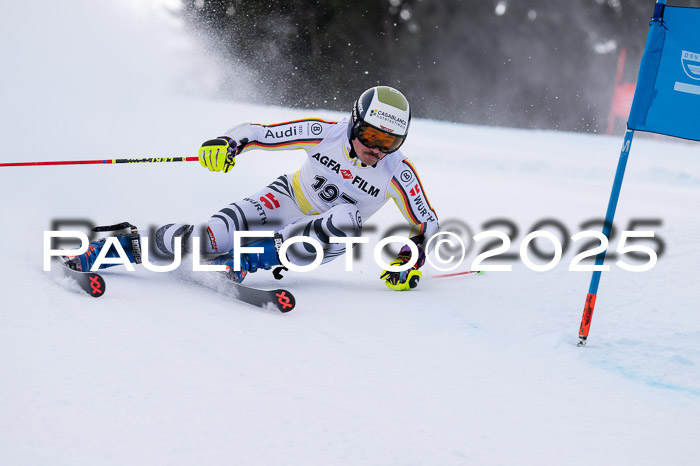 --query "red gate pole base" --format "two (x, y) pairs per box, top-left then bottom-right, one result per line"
(577, 293), (597, 347)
